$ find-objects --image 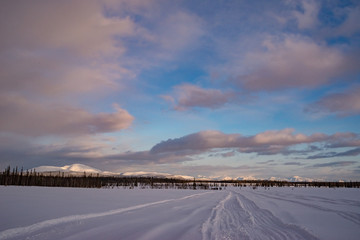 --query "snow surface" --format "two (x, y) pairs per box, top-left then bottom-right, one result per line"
(1, 186), (359, 240)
